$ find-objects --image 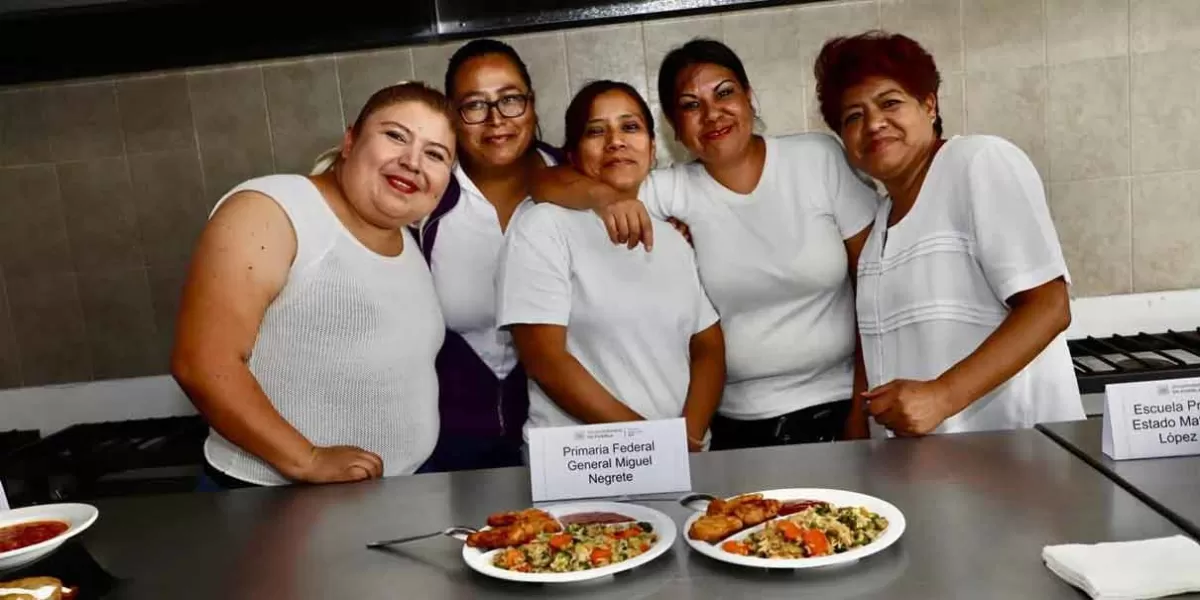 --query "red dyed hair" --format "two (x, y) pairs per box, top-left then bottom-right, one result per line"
(814, 30), (942, 136)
